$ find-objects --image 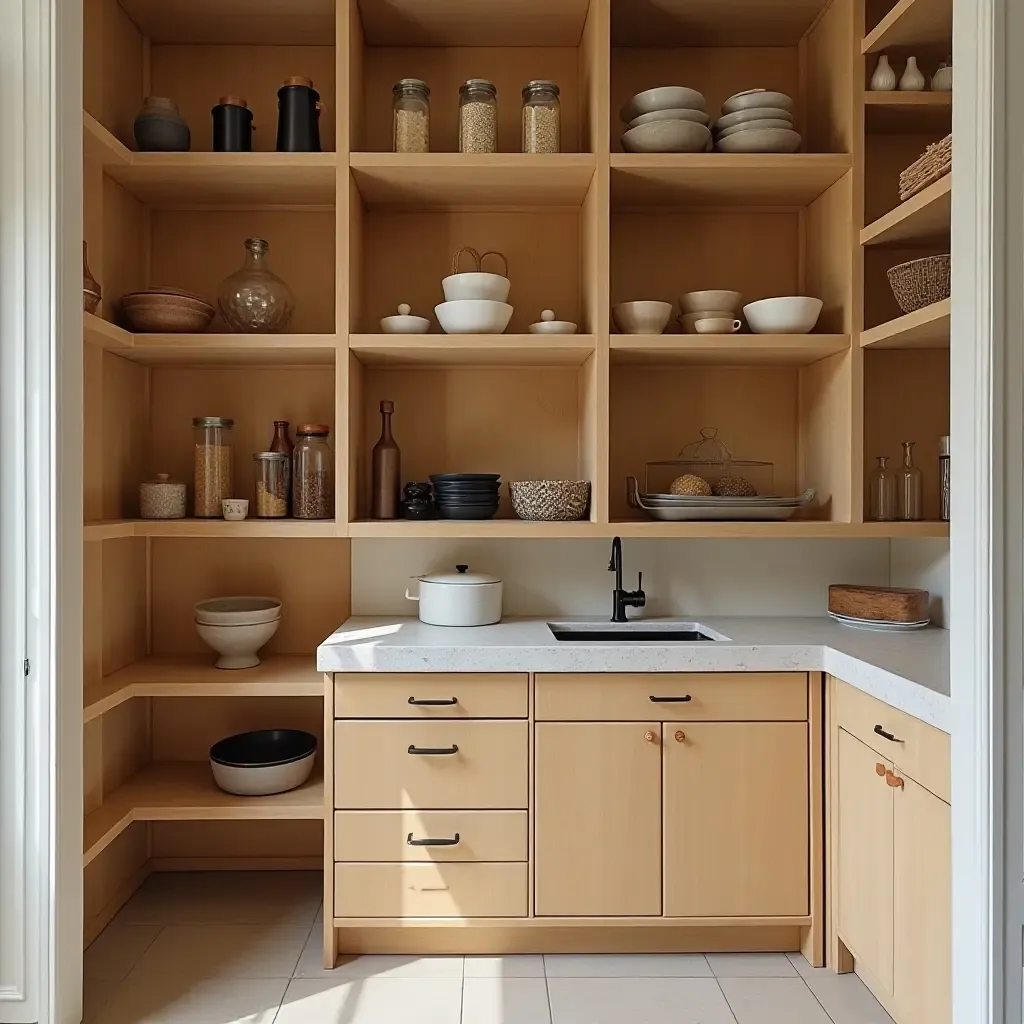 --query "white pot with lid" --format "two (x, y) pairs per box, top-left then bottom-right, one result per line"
(405, 564), (503, 626)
